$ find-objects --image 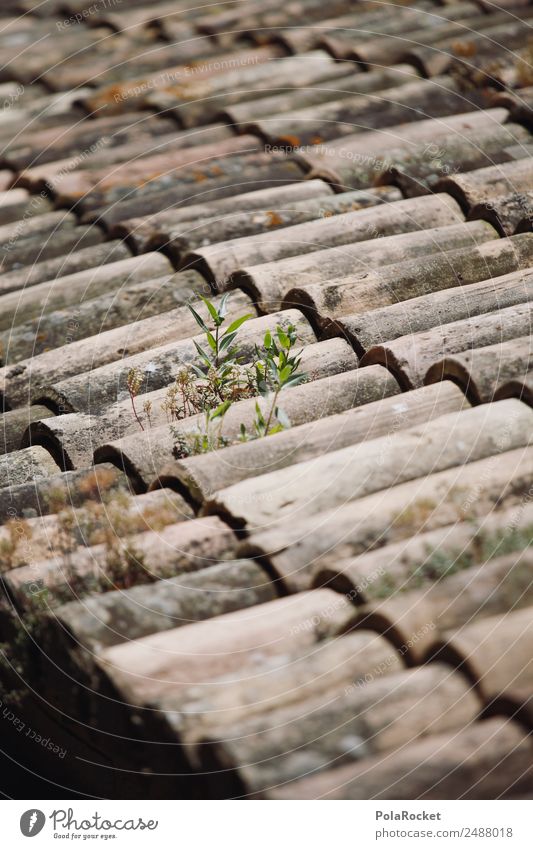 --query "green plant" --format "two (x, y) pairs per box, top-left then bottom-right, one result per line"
(243, 324), (307, 440)
(473, 522), (533, 563)
(368, 520), (533, 601)
(167, 294), (255, 456)
(163, 296), (307, 457)
(188, 294), (253, 399)
(173, 403), (231, 458)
